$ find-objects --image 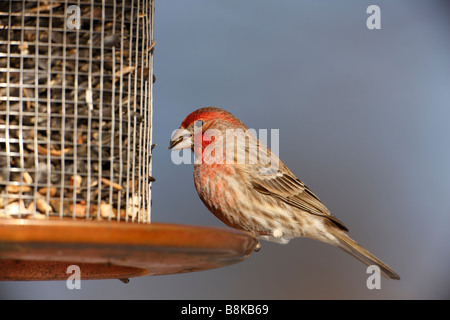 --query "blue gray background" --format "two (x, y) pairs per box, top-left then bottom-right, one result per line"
(1, 0), (449, 299)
